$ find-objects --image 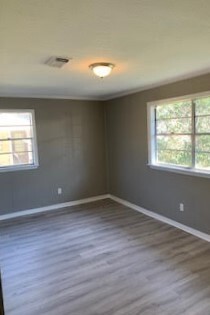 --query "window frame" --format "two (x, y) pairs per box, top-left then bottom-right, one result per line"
(0, 109), (39, 173)
(147, 91), (210, 178)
